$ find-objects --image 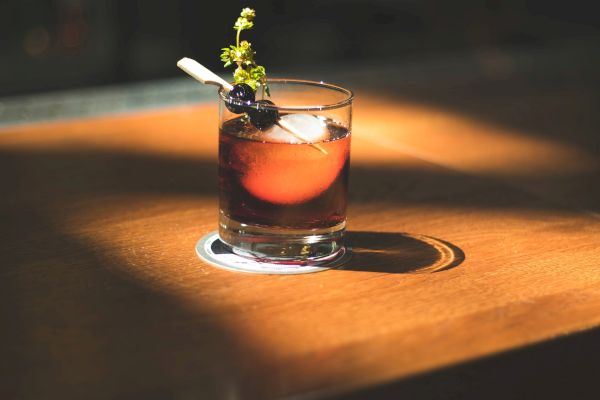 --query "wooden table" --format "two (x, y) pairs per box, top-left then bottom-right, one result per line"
(2, 46), (600, 399)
